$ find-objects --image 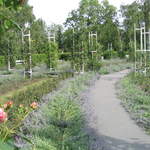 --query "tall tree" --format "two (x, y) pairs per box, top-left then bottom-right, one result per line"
(143, 0), (150, 49)
(120, 1), (143, 54)
(31, 19), (47, 54)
